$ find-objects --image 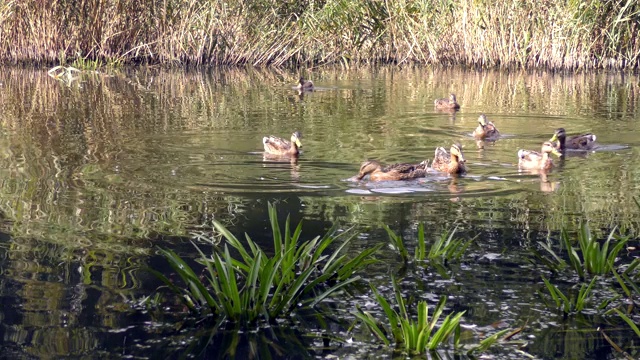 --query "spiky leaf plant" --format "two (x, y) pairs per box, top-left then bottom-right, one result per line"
(355, 277), (465, 354)
(151, 203), (381, 324)
(536, 224), (630, 278)
(385, 224), (473, 264)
